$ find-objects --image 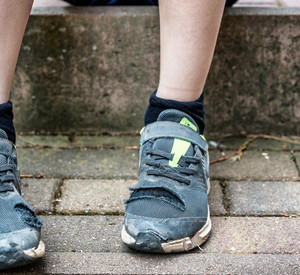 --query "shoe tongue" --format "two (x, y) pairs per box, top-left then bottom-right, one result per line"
(153, 110), (198, 167)
(0, 129), (10, 166)
(157, 109), (199, 132)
